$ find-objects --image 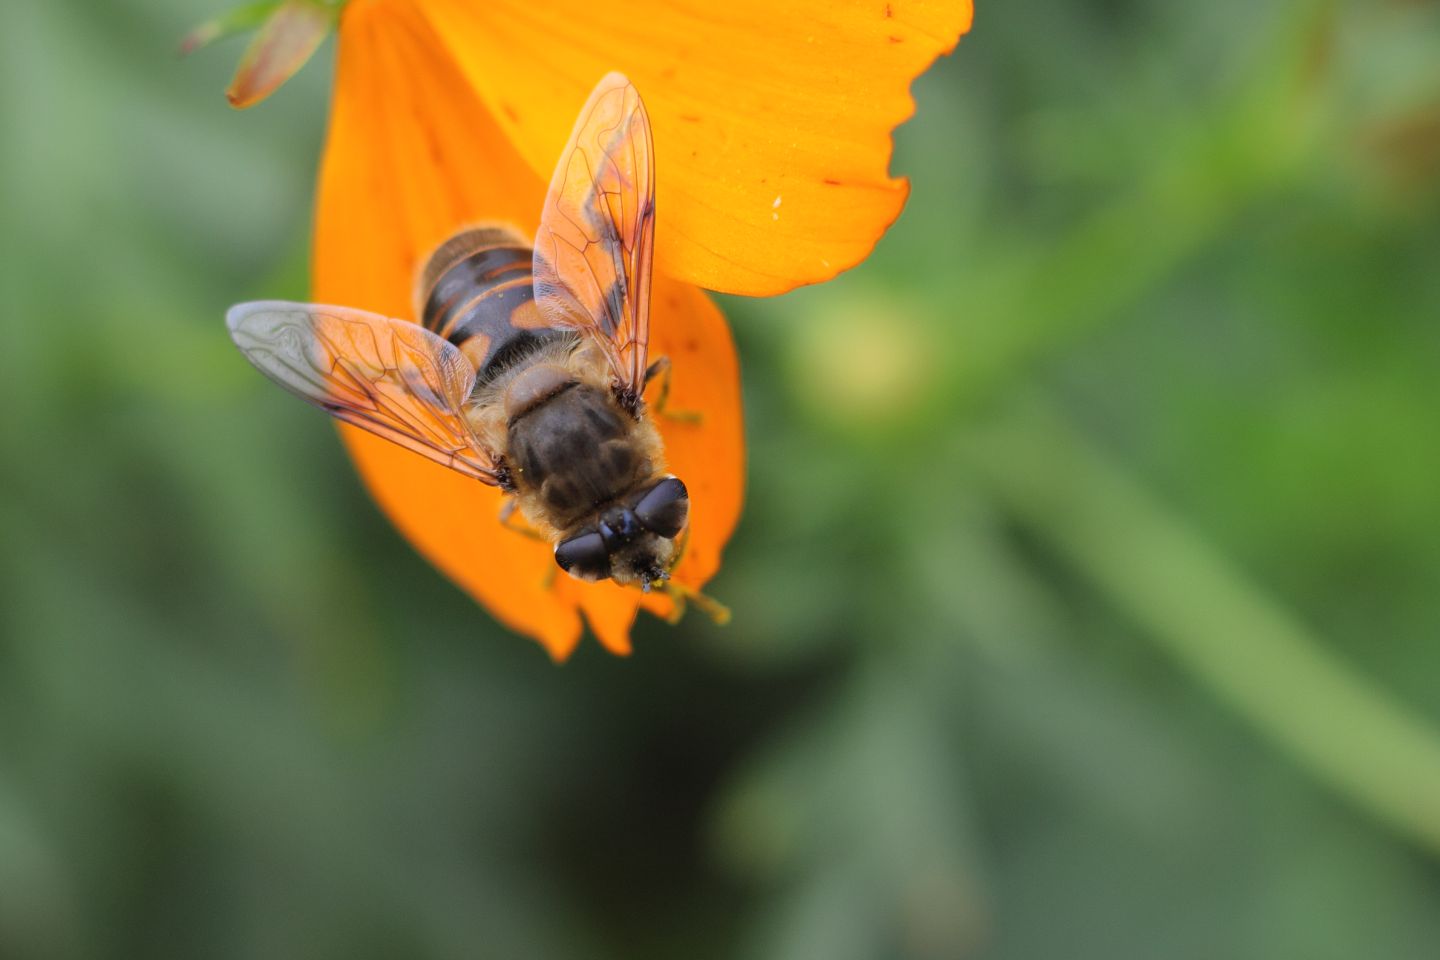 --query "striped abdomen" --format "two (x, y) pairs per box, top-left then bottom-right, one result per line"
(415, 225), (567, 384)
